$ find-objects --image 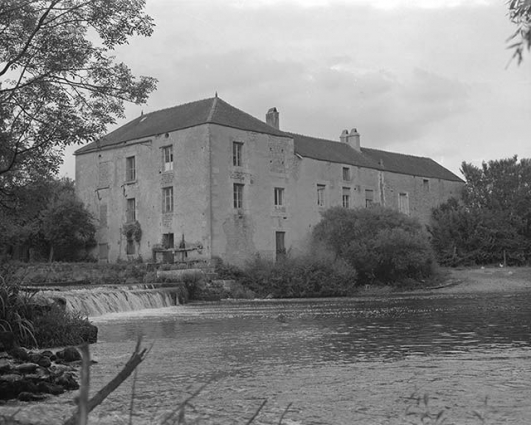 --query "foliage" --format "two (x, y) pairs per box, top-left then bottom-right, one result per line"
(238, 254), (357, 298)
(26, 304), (94, 348)
(313, 206), (436, 285)
(430, 156), (531, 266)
(122, 220), (142, 243)
(0, 177), (96, 262)
(0, 0), (157, 204)
(0, 269), (37, 346)
(508, 0), (531, 64)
